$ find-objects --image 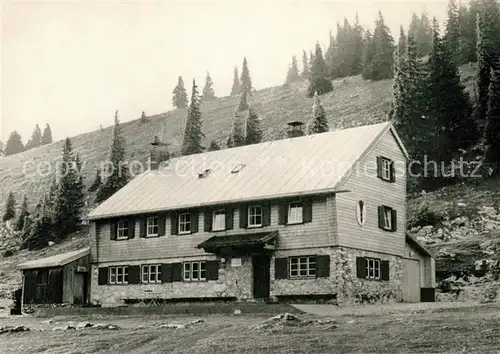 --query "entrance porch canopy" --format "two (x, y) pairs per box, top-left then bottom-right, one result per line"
(197, 231), (278, 255)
